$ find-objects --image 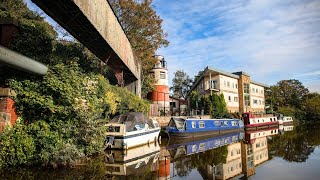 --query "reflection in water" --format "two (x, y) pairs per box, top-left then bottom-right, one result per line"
(2, 124), (320, 179)
(104, 142), (160, 176)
